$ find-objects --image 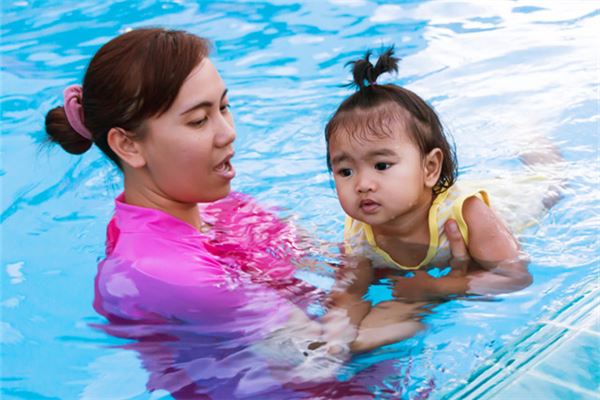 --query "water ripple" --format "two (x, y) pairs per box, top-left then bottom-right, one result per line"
(1, 1), (598, 398)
